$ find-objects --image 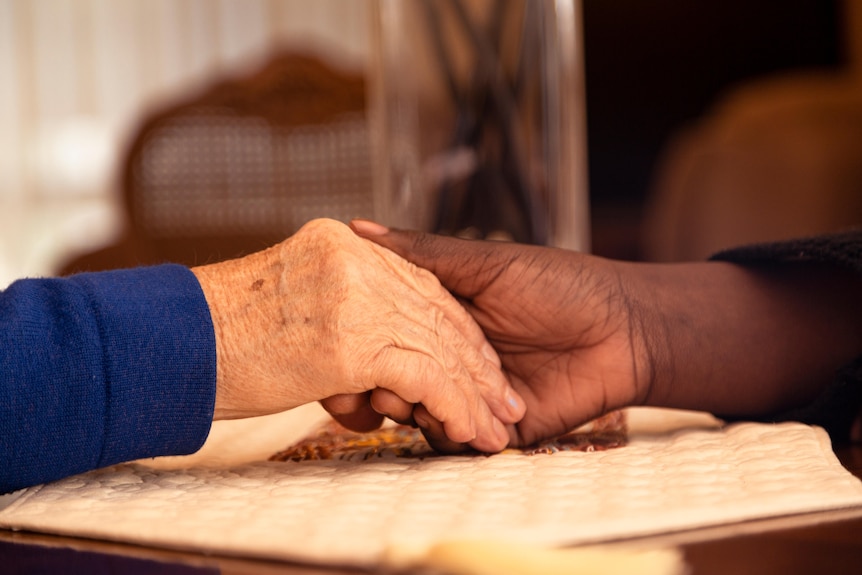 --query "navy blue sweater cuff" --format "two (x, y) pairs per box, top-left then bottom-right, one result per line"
(70, 265), (217, 467)
(0, 265), (216, 493)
